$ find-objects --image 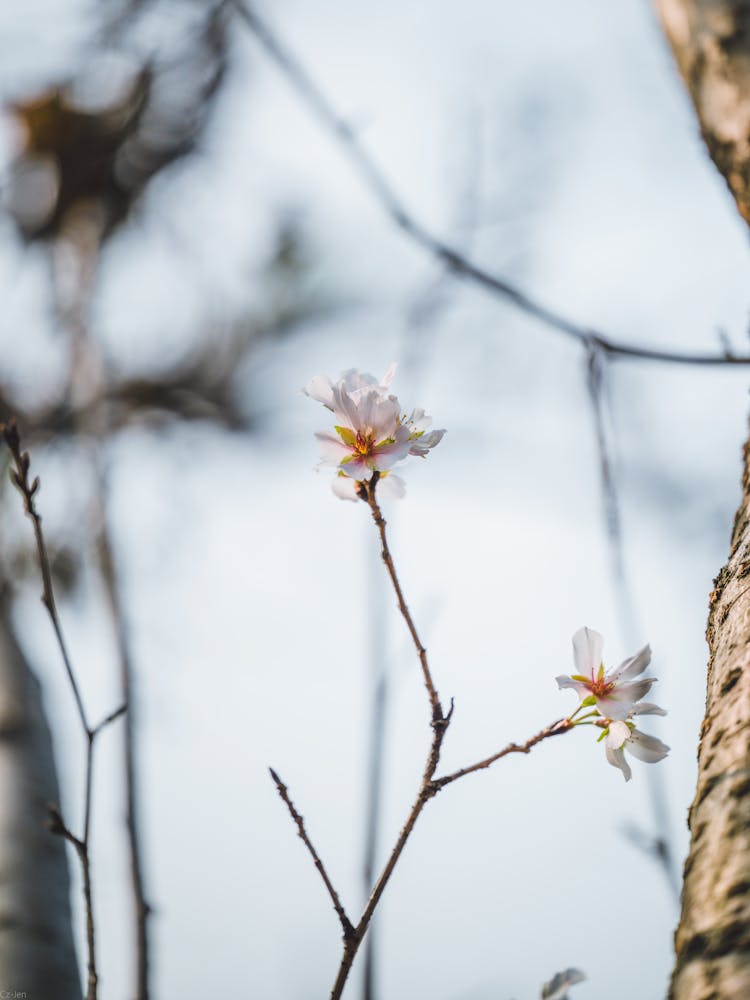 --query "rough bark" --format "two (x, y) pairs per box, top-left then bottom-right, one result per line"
(656, 0), (750, 224)
(654, 3), (750, 997)
(668, 446), (750, 999)
(0, 594), (81, 999)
